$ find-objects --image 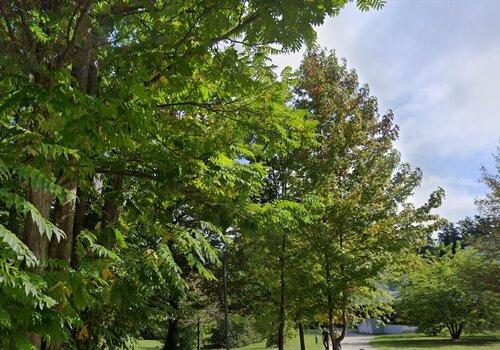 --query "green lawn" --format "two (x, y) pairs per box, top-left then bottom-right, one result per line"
(135, 339), (163, 350)
(137, 332), (500, 350)
(135, 330), (325, 350)
(370, 333), (500, 350)
(236, 331), (325, 350)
